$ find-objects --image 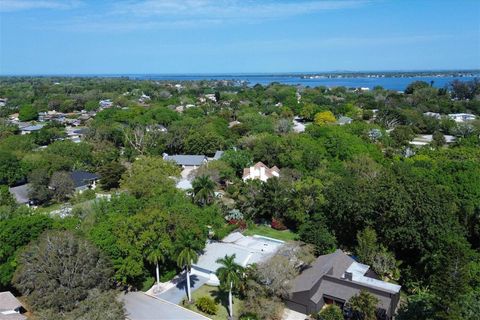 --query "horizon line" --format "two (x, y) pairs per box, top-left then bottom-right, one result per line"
(1, 69), (479, 77)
